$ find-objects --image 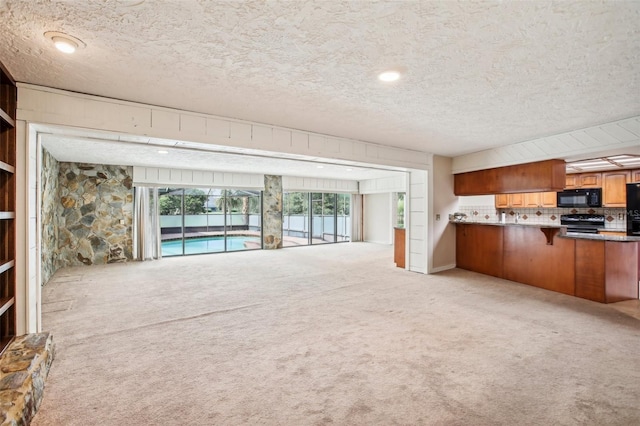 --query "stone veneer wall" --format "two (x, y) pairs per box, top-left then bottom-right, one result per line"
(57, 163), (134, 267)
(41, 149), (61, 285)
(0, 333), (55, 425)
(262, 175), (283, 249)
